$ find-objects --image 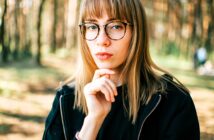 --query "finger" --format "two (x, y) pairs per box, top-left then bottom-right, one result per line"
(100, 84), (112, 102)
(97, 78), (115, 102)
(93, 69), (115, 80)
(105, 77), (118, 96)
(101, 78), (116, 102)
(86, 80), (112, 102)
